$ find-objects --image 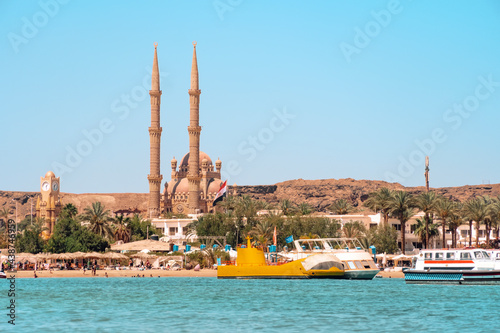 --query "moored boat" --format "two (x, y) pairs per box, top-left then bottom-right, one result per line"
(217, 237), (379, 280)
(217, 237), (345, 279)
(285, 238), (379, 280)
(403, 248), (500, 285)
